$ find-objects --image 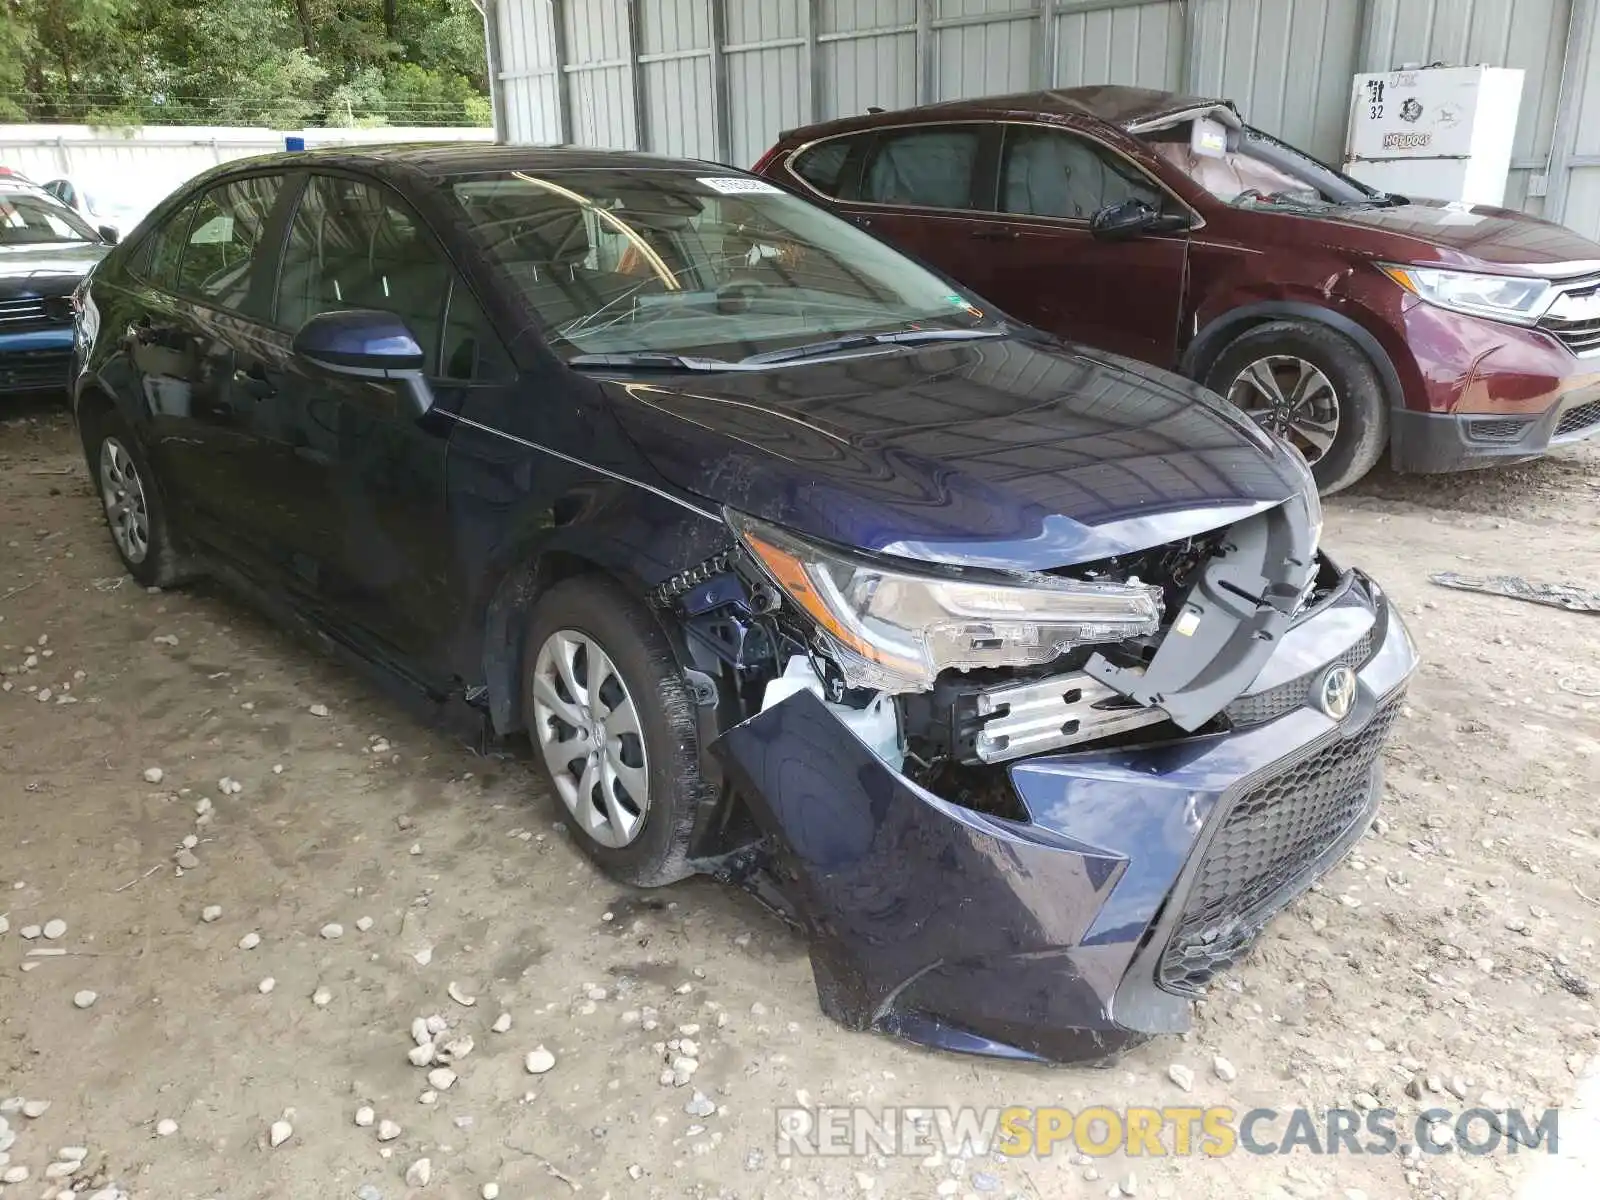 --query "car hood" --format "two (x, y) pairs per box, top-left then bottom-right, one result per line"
(0, 241), (106, 292)
(1324, 199), (1600, 274)
(596, 337), (1309, 571)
